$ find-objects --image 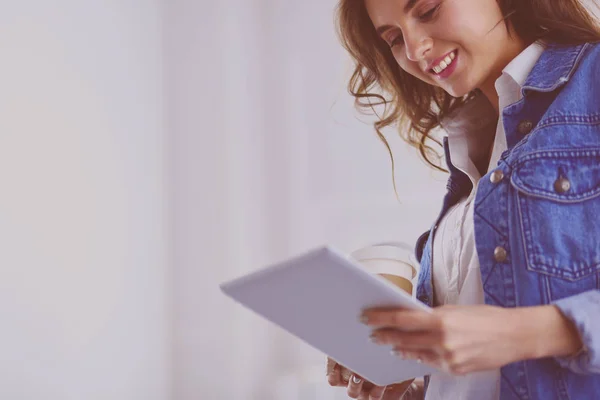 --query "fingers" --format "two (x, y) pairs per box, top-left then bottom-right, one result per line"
(392, 348), (439, 365)
(347, 374), (364, 398)
(391, 347), (465, 376)
(341, 367), (353, 384)
(327, 362), (342, 386)
(326, 361), (357, 388)
(370, 328), (441, 350)
(368, 384), (386, 400)
(326, 358), (387, 399)
(399, 381), (423, 400)
(326, 357), (336, 376)
(384, 381), (415, 399)
(361, 309), (438, 331)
